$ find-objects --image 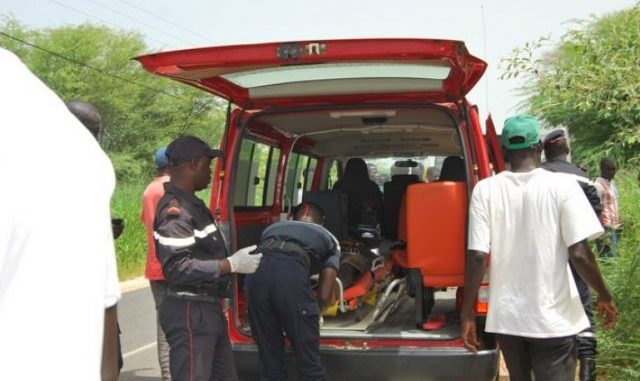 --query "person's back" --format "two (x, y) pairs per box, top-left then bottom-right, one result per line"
(463, 114), (615, 381)
(258, 220), (340, 275)
(0, 48), (120, 380)
(470, 168), (599, 336)
(245, 203), (339, 381)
